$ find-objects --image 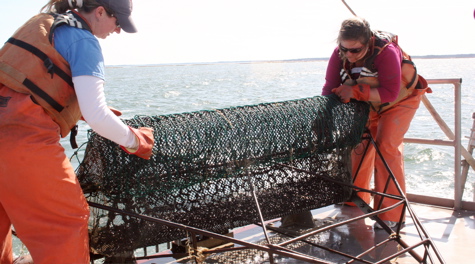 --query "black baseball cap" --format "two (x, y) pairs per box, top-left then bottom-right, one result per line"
(96, 0), (137, 33)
